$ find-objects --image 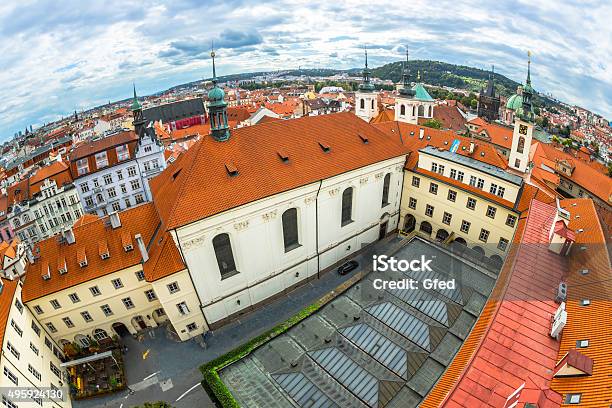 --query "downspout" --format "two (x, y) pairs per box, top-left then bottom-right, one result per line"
(315, 179), (323, 279)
